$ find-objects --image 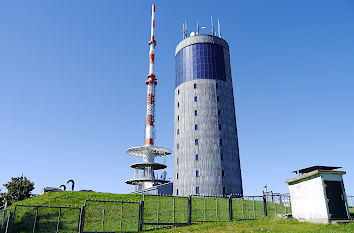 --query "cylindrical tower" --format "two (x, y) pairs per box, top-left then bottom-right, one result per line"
(173, 34), (243, 196)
